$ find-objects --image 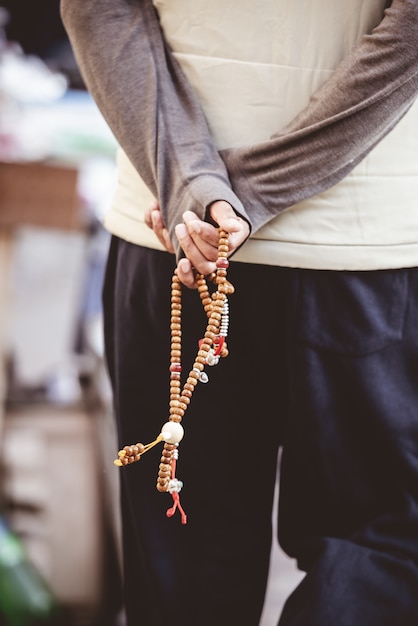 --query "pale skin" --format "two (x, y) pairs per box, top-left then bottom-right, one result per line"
(144, 199), (250, 288)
